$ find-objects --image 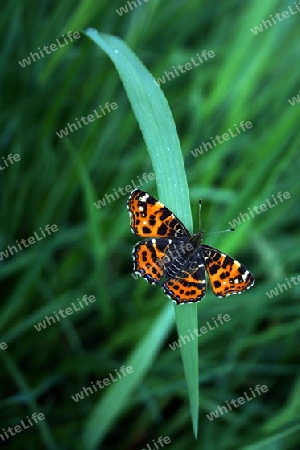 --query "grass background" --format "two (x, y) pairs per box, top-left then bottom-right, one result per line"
(1, 0), (300, 449)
